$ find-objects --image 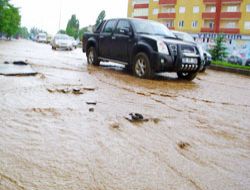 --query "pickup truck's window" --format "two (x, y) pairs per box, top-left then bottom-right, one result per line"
(102, 20), (117, 33)
(115, 20), (131, 33)
(131, 20), (176, 38)
(95, 21), (105, 33)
